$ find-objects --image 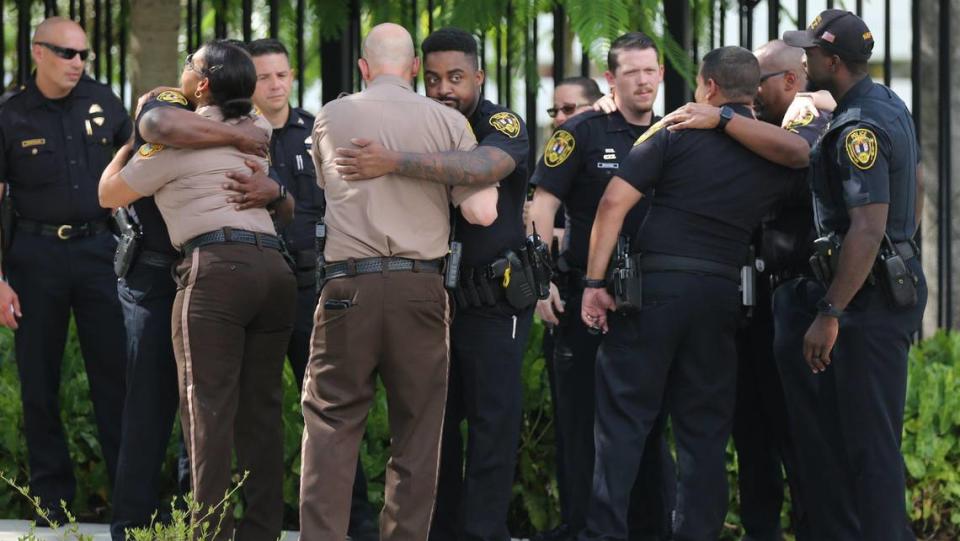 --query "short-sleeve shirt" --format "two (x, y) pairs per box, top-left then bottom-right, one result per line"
(530, 110), (654, 270)
(312, 74), (483, 262)
(456, 99), (529, 268)
(129, 91), (193, 256)
(0, 74), (132, 223)
(119, 106), (275, 249)
(618, 103), (794, 267)
(270, 106), (324, 253)
(809, 76), (919, 242)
